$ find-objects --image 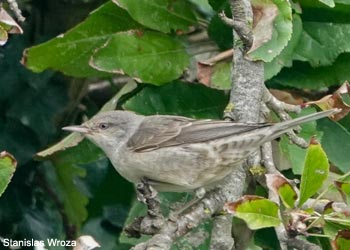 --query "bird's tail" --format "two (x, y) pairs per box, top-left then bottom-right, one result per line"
(263, 108), (341, 143)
